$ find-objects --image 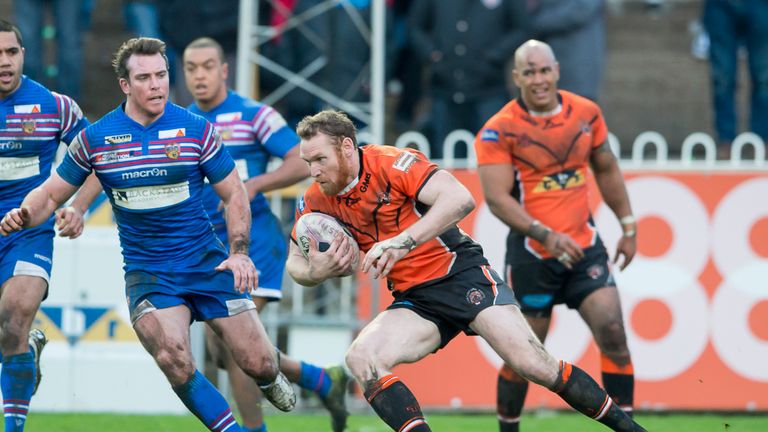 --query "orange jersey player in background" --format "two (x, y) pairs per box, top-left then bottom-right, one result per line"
(285, 109), (645, 432)
(477, 88), (607, 259)
(474, 40), (638, 432)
